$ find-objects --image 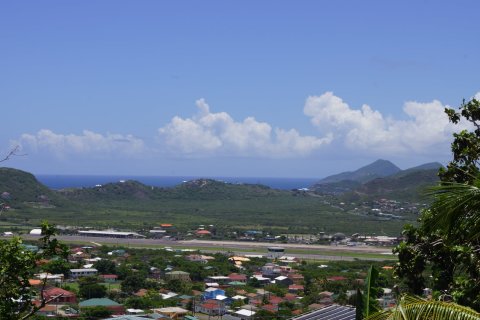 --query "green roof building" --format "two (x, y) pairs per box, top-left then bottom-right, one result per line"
(79, 298), (125, 315)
